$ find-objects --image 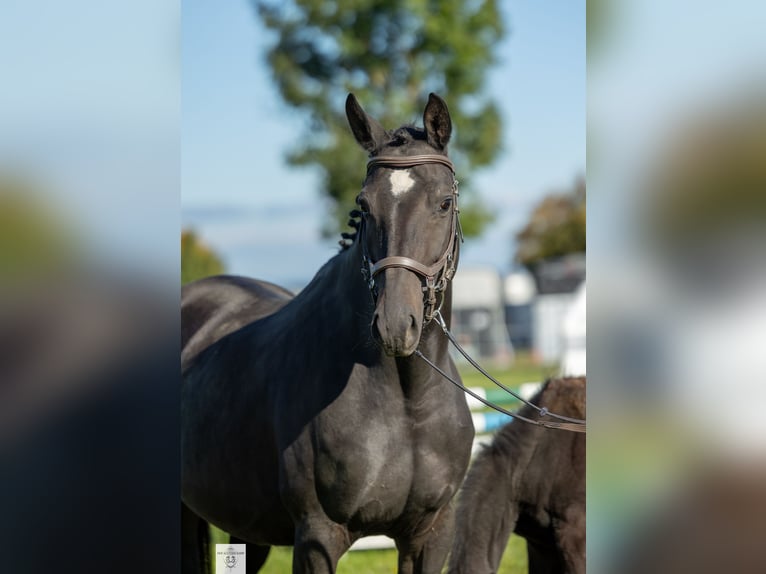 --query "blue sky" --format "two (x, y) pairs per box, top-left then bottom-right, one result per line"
(182, 0), (585, 288)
